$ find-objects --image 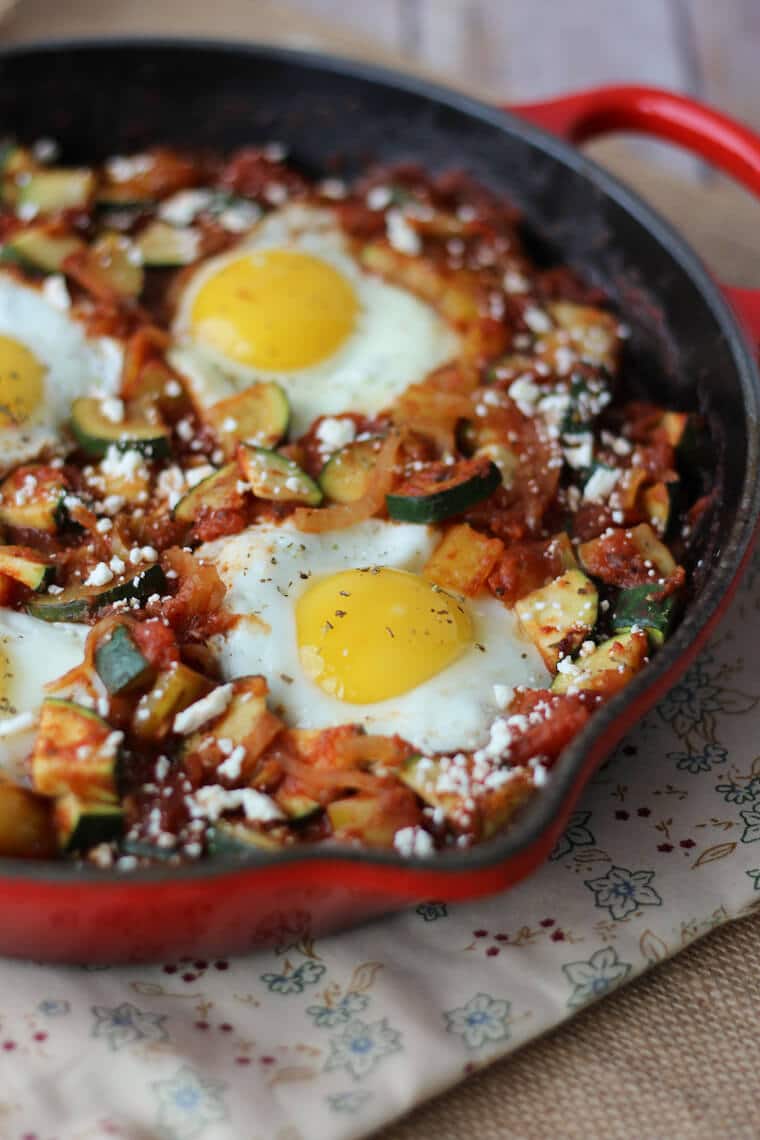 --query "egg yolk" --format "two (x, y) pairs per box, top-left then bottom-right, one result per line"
(0, 336), (45, 428)
(295, 567), (472, 704)
(190, 249), (359, 371)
